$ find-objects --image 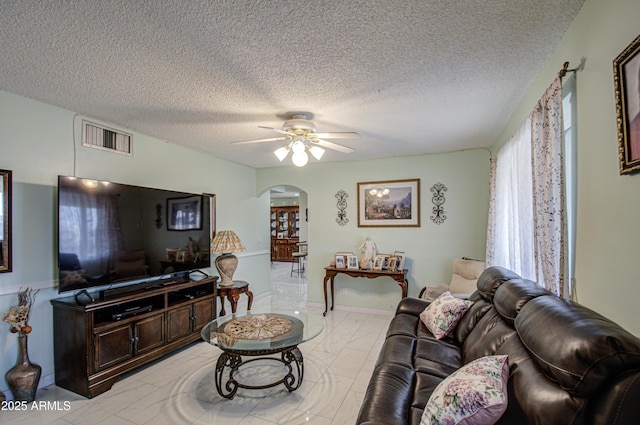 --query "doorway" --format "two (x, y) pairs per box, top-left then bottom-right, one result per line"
(269, 185), (308, 306)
